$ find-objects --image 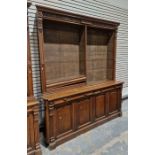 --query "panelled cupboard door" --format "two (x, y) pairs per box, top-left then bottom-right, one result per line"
(95, 93), (106, 119)
(78, 98), (91, 127)
(56, 105), (72, 135)
(109, 89), (119, 113)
